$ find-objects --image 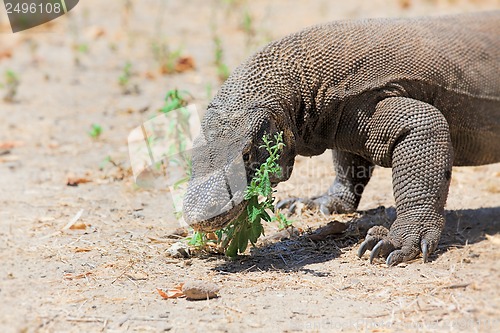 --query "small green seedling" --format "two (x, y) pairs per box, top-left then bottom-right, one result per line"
(160, 89), (190, 113)
(213, 36), (230, 81)
(118, 61), (132, 87)
(75, 43), (89, 54)
(241, 10), (257, 50)
(99, 155), (112, 170)
(118, 61), (139, 95)
(72, 43), (89, 67)
(189, 132), (293, 256)
(1, 70), (20, 102)
(88, 124), (103, 139)
(159, 89), (193, 188)
(152, 41), (183, 74)
(242, 10), (254, 37)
